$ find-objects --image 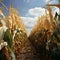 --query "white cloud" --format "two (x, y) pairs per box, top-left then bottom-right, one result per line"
(28, 7), (46, 17)
(21, 17), (37, 28)
(21, 7), (48, 35)
(21, 16), (37, 35)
